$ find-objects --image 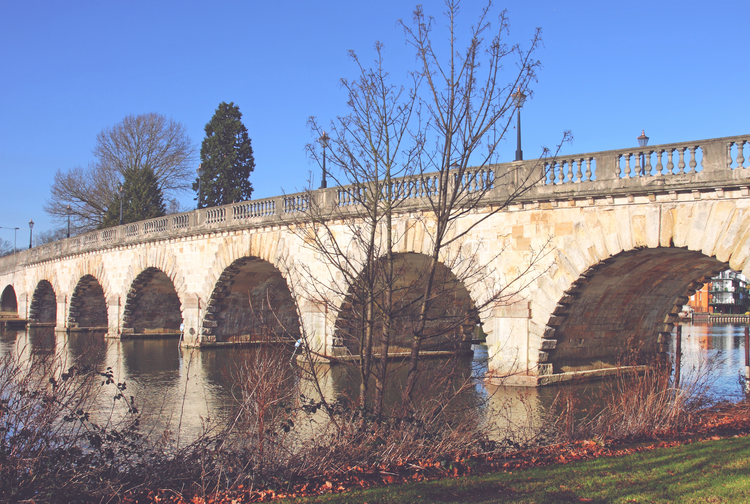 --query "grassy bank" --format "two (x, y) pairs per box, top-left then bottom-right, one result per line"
(277, 434), (750, 503)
